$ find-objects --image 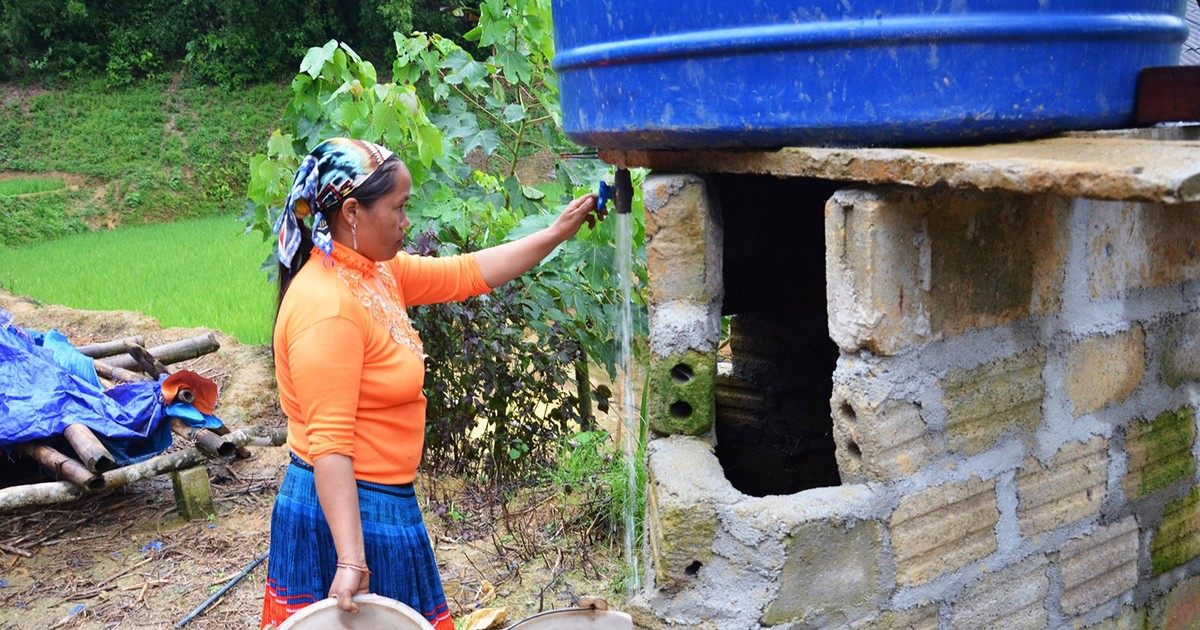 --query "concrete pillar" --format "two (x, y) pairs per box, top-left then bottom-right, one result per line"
(171, 465), (215, 521)
(643, 174), (723, 436)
